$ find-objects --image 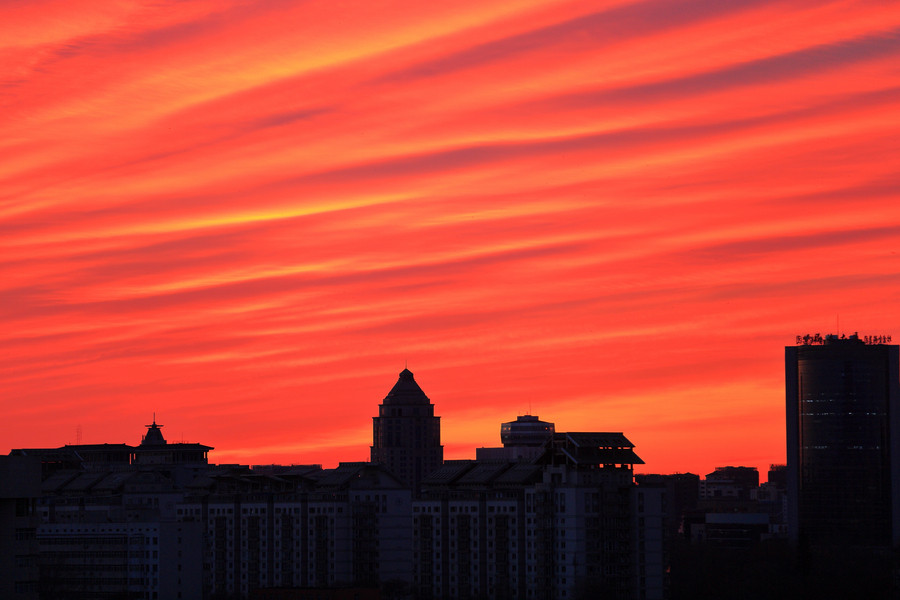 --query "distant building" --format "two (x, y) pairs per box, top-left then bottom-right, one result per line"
(11, 421), (211, 600)
(11, 416), (213, 473)
(690, 512), (772, 549)
(786, 333), (900, 548)
(477, 414), (555, 462)
(177, 462), (412, 597)
(132, 417), (212, 467)
(6, 370), (667, 599)
(767, 464), (787, 489)
(634, 472), (699, 541)
(700, 466), (759, 501)
(0, 456), (41, 600)
(371, 369), (443, 490)
(501, 414), (555, 447)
